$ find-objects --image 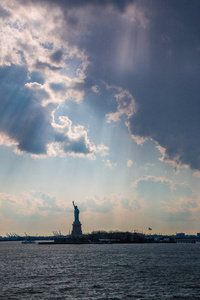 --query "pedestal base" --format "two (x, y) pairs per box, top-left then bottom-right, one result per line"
(72, 222), (82, 237)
